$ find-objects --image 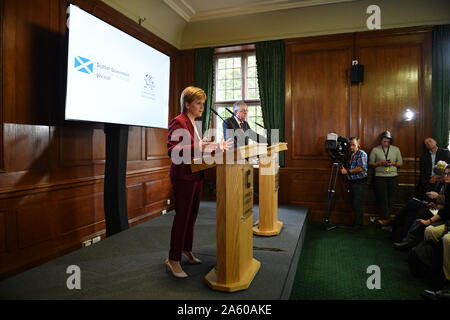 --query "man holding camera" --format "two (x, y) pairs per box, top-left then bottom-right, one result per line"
(340, 137), (368, 232)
